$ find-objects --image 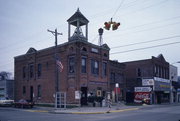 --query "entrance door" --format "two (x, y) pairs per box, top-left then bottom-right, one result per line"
(30, 86), (33, 101)
(81, 87), (87, 105)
